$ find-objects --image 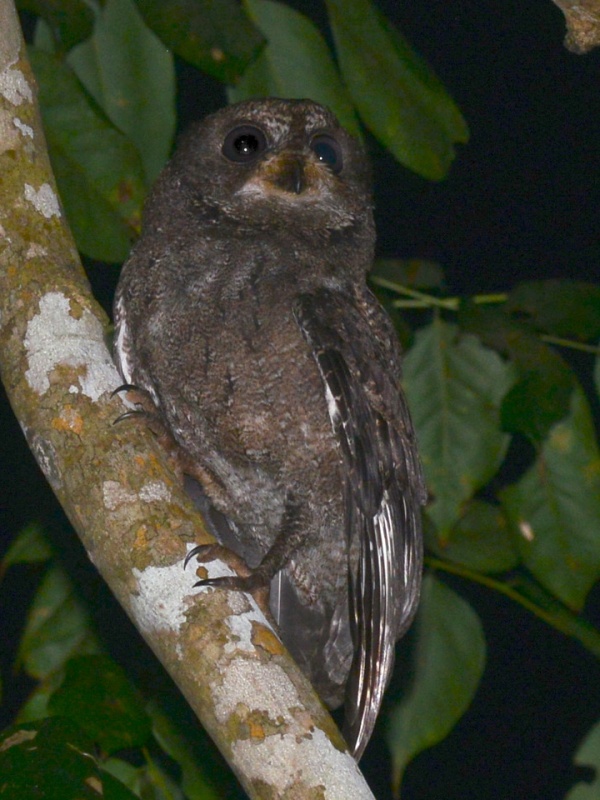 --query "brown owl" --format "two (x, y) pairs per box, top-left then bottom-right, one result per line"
(113, 98), (426, 759)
